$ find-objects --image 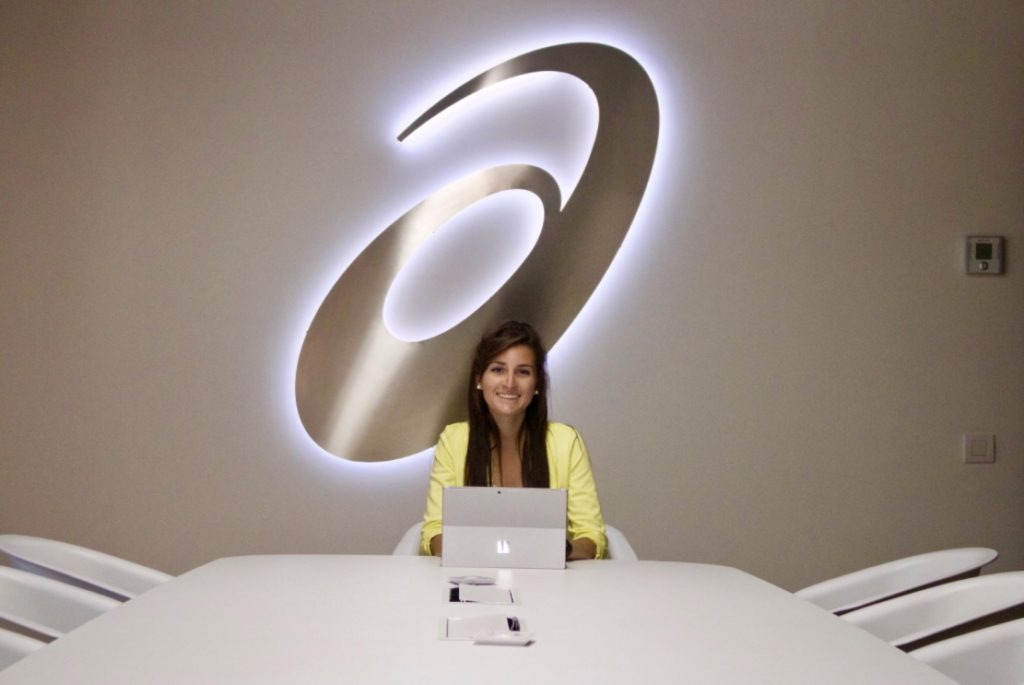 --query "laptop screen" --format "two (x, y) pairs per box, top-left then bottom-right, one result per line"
(441, 487), (567, 569)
